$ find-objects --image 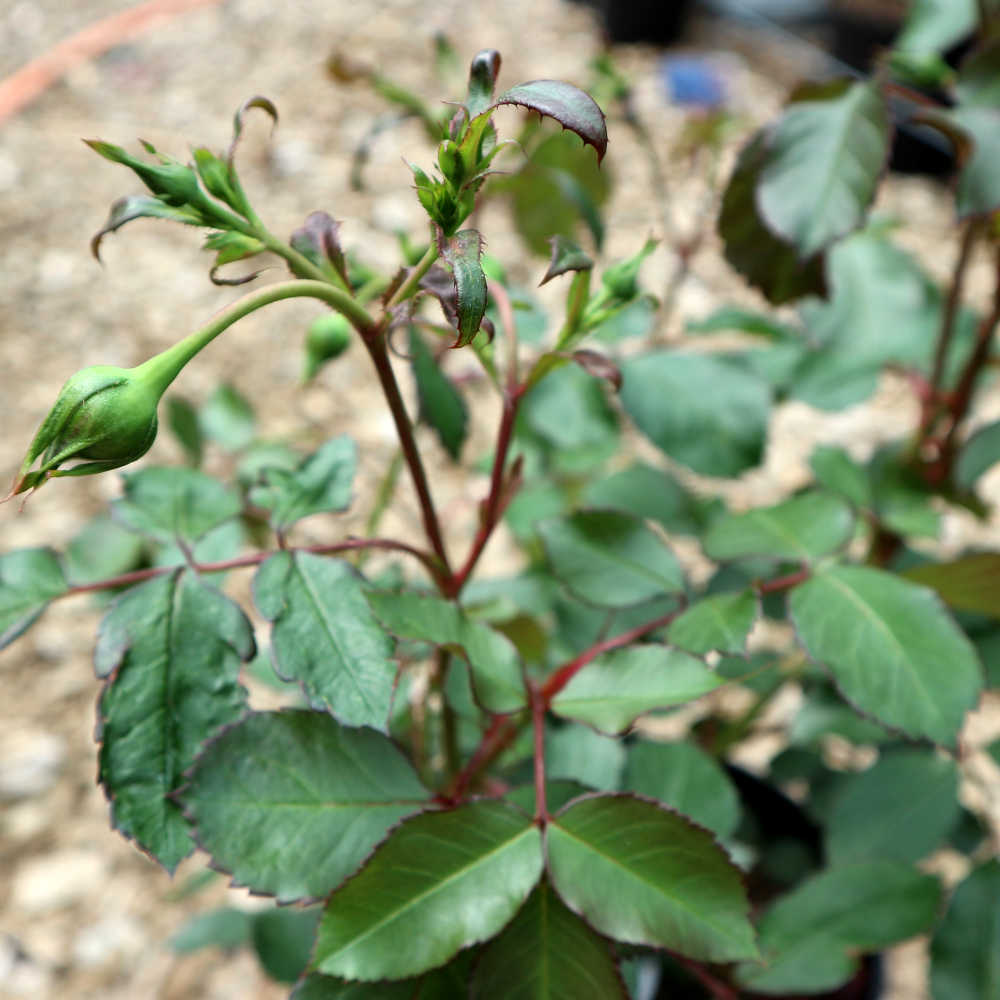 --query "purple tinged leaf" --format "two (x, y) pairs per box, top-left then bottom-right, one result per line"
(289, 211), (349, 284)
(435, 228), (488, 346)
(465, 49), (502, 121)
(486, 80), (608, 164)
(541, 234), (593, 285)
(571, 349), (622, 391)
(227, 95), (278, 166)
